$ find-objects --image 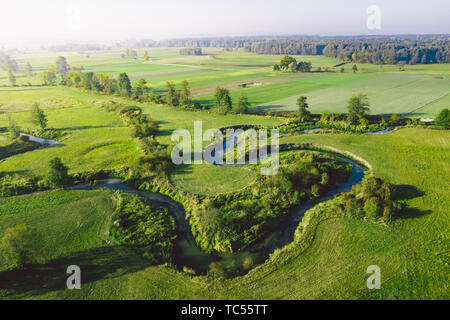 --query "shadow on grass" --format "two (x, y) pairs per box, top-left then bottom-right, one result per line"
(62, 125), (117, 131)
(251, 105), (291, 113)
(394, 184), (432, 220)
(0, 245), (150, 299)
(394, 184), (425, 201)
